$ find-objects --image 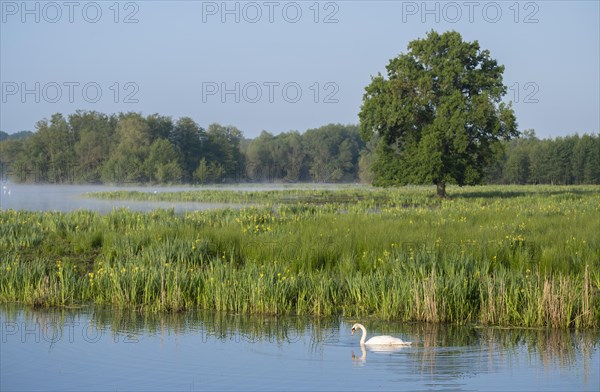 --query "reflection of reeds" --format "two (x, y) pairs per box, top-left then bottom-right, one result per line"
(3, 302), (598, 385)
(1, 304), (339, 345)
(398, 322), (599, 386)
(1, 185), (599, 328)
